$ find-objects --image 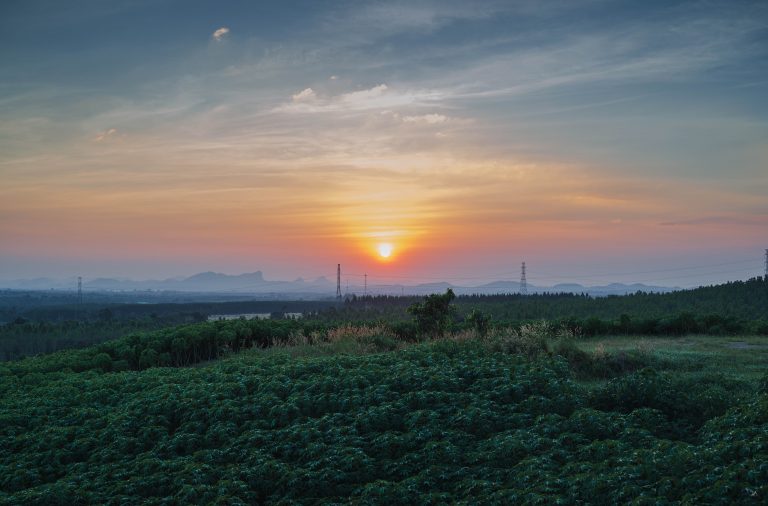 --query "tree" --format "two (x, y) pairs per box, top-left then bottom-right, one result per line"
(98, 308), (114, 322)
(467, 309), (491, 336)
(407, 289), (456, 338)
